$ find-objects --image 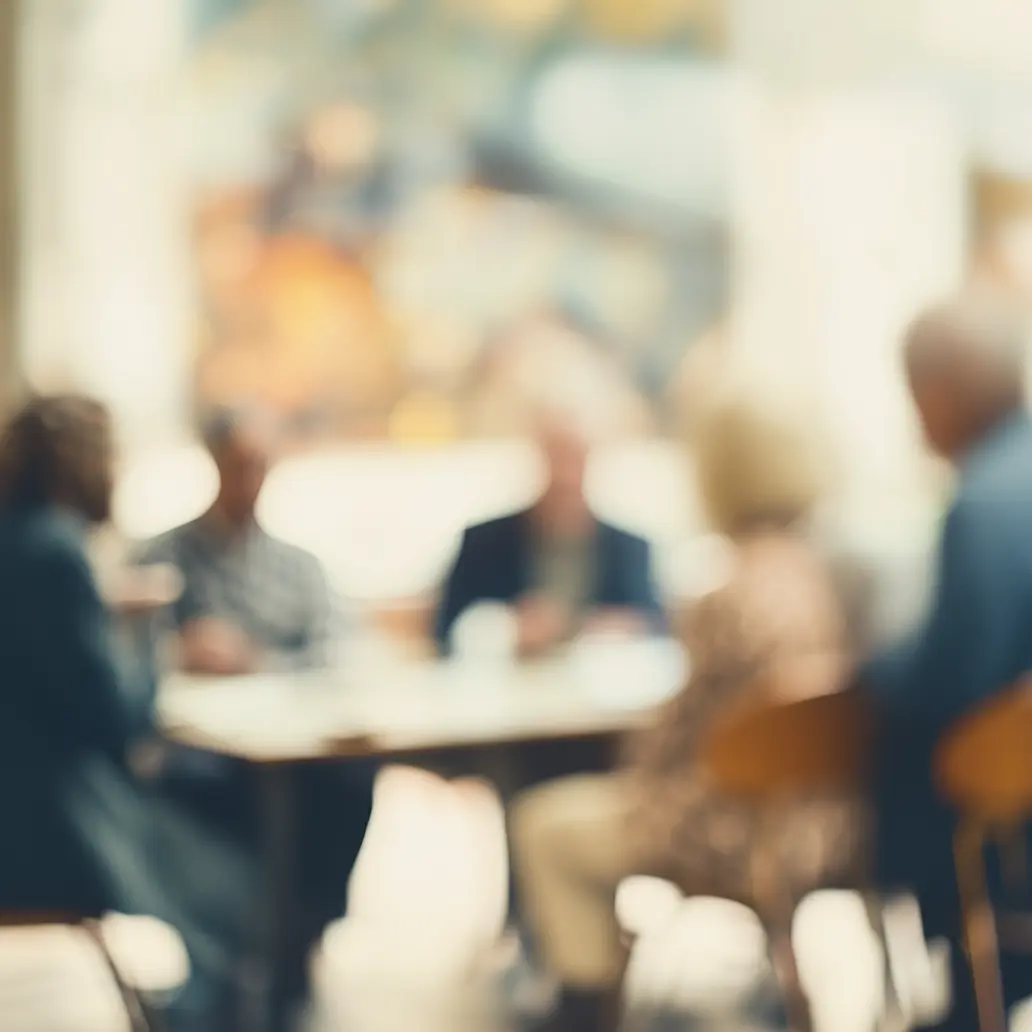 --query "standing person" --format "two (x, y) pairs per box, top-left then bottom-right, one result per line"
(0, 394), (256, 1032)
(135, 404), (373, 1018)
(435, 409), (664, 657)
(863, 294), (1032, 1031)
(509, 381), (861, 1032)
